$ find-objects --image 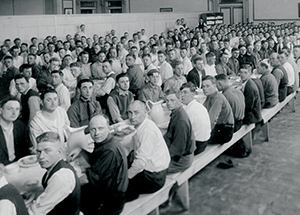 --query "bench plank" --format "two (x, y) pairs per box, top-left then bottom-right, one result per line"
(121, 178), (175, 215)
